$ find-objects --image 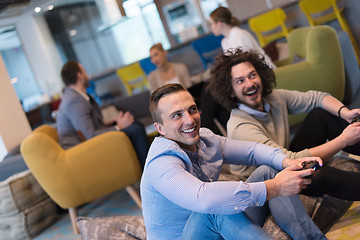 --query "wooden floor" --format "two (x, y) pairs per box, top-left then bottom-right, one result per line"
(326, 201), (360, 239)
